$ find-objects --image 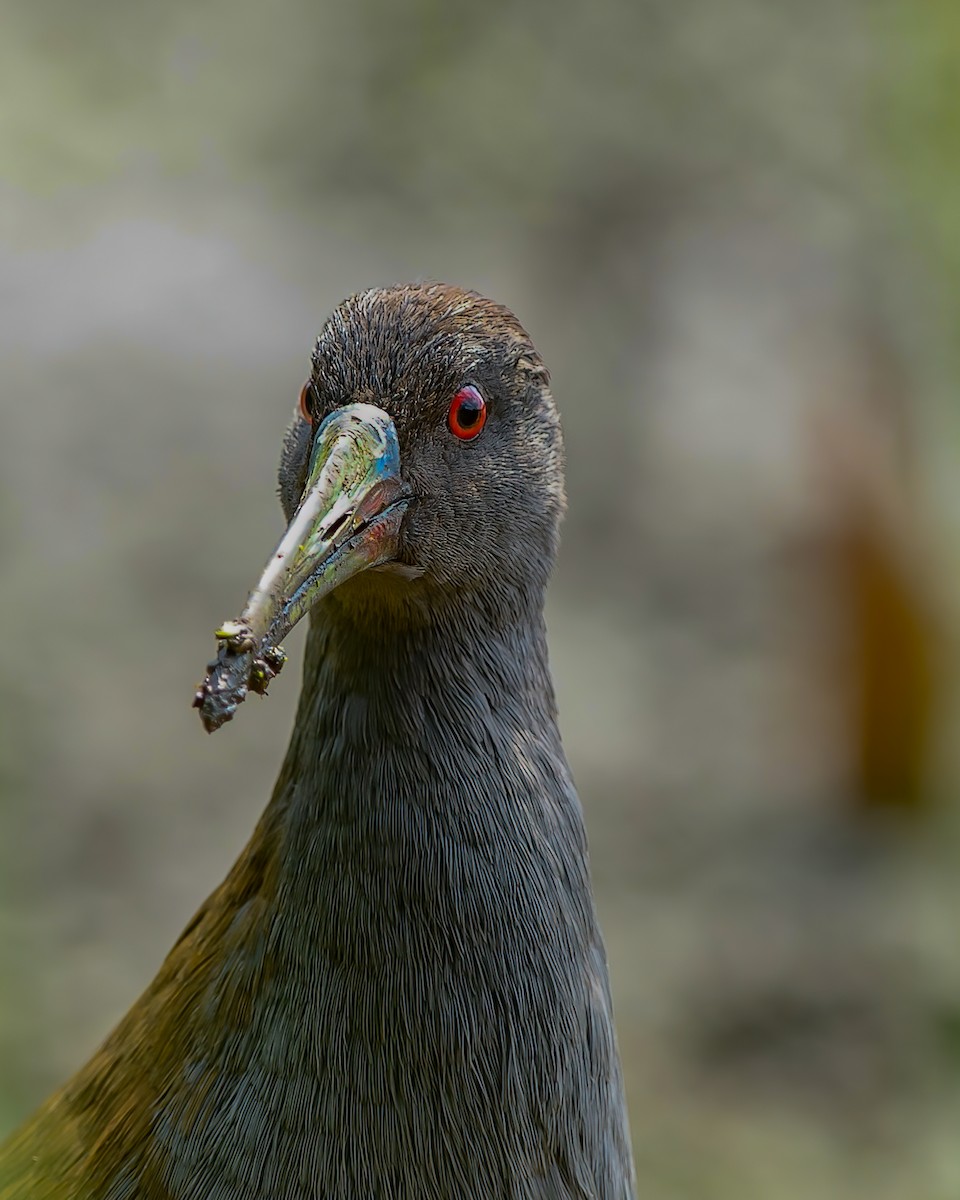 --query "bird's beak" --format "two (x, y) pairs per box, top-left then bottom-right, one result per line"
(194, 403), (410, 731)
